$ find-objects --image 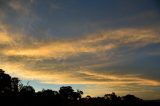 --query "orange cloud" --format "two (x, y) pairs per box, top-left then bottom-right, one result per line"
(0, 32), (13, 44)
(3, 39), (115, 59)
(1, 61), (159, 87)
(0, 27), (160, 99)
(1, 28), (159, 60)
